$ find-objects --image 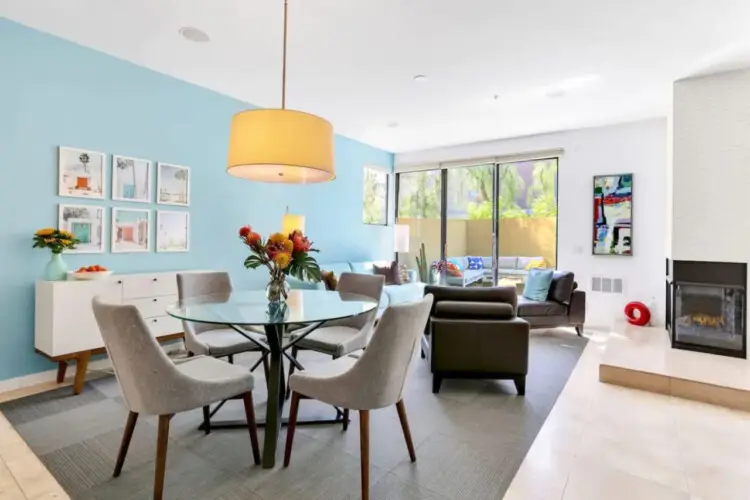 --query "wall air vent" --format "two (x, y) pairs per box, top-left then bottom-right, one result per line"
(591, 276), (624, 294)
